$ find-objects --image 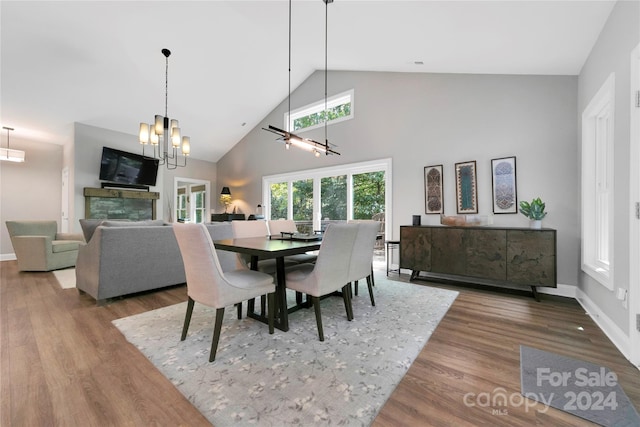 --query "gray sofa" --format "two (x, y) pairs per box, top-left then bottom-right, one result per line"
(76, 220), (236, 305)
